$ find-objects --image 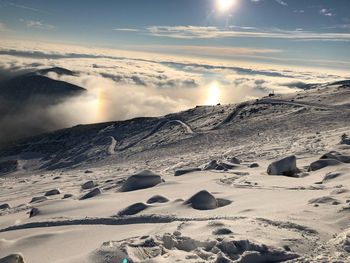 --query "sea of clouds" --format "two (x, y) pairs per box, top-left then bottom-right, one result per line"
(0, 40), (347, 144)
